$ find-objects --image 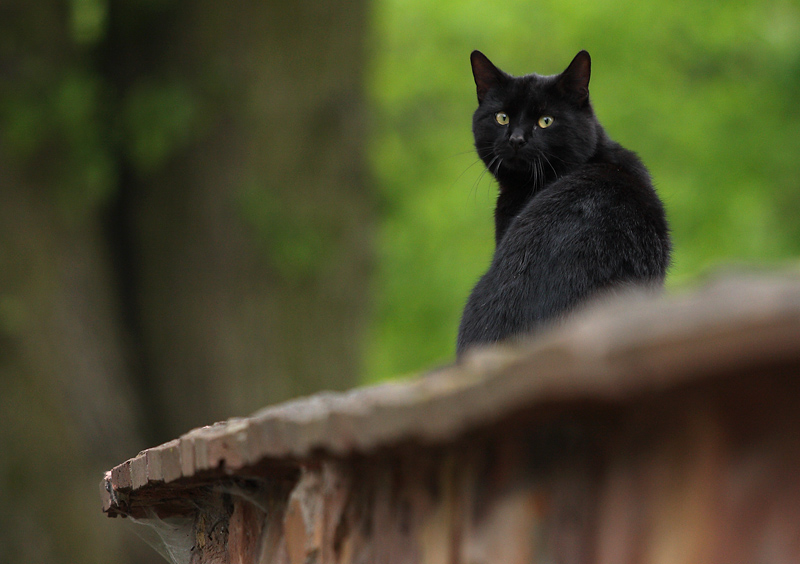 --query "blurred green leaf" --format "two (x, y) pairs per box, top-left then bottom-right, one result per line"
(70, 0), (107, 44)
(122, 81), (200, 174)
